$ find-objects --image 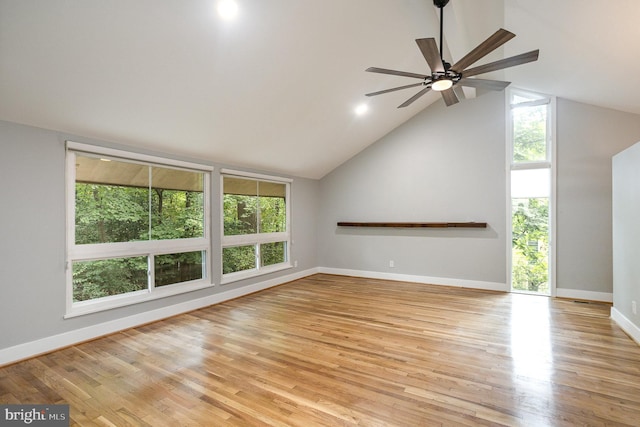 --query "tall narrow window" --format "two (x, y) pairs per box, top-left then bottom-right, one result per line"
(221, 170), (291, 282)
(508, 90), (555, 295)
(66, 142), (212, 316)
